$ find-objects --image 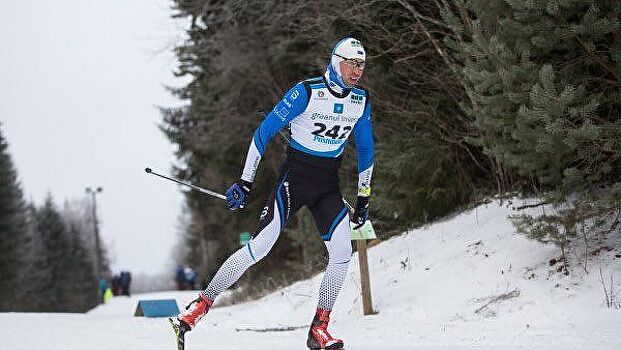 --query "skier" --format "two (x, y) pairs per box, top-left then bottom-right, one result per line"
(171, 37), (374, 350)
